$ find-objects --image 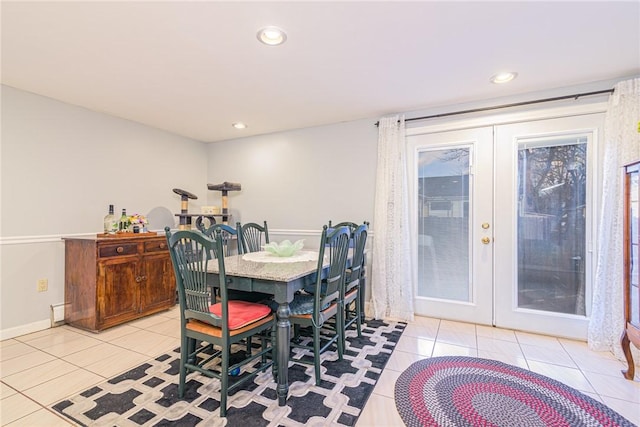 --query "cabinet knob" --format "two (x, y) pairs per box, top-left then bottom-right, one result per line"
(116, 246), (124, 253)
(159, 243), (166, 249)
(135, 276), (142, 283)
